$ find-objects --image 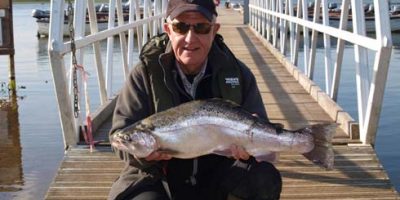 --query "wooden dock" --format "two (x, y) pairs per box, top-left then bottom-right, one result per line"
(45, 8), (400, 200)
